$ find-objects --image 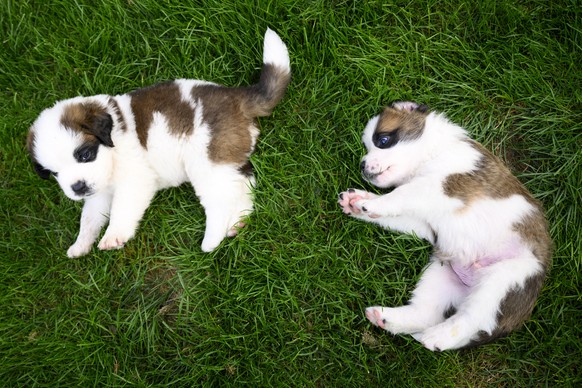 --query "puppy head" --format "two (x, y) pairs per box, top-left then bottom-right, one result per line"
(360, 101), (430, 188)
(28, 97), (116, 201)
